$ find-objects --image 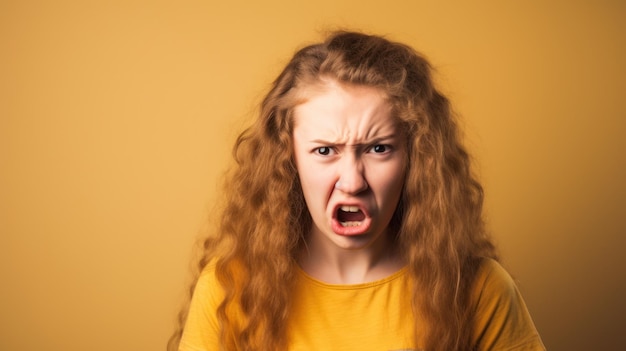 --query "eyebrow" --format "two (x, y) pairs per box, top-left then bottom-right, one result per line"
(309, 134), (399, 146)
